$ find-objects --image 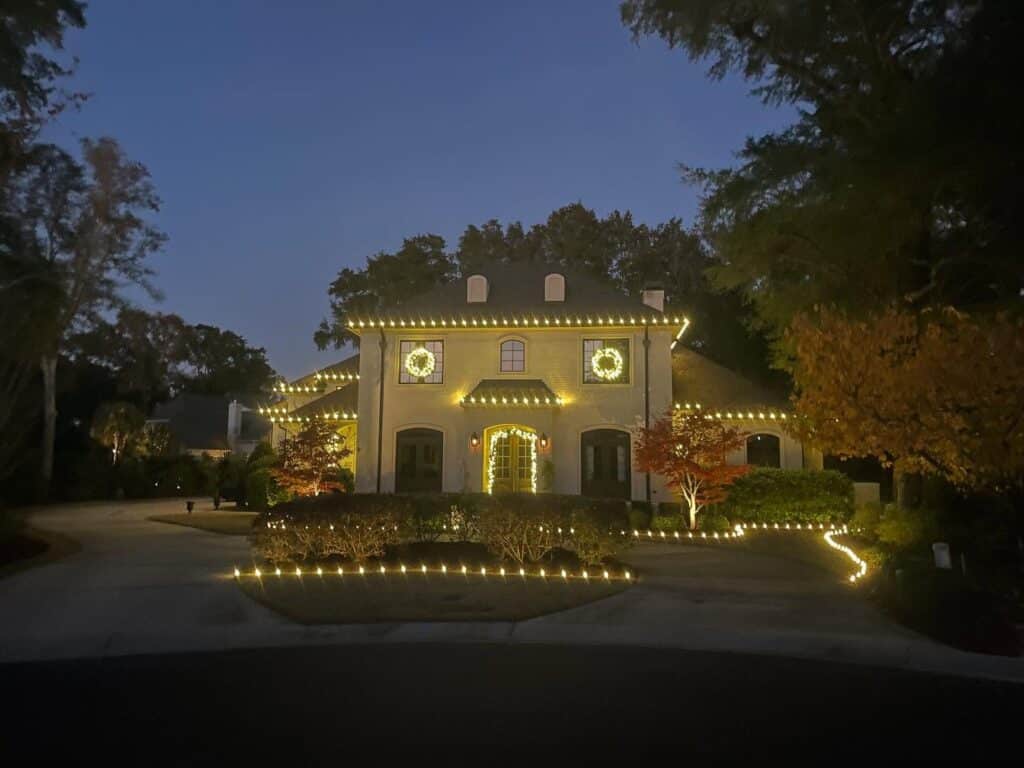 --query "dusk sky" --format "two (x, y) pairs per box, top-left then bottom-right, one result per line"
(51, 0), (790, 379)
